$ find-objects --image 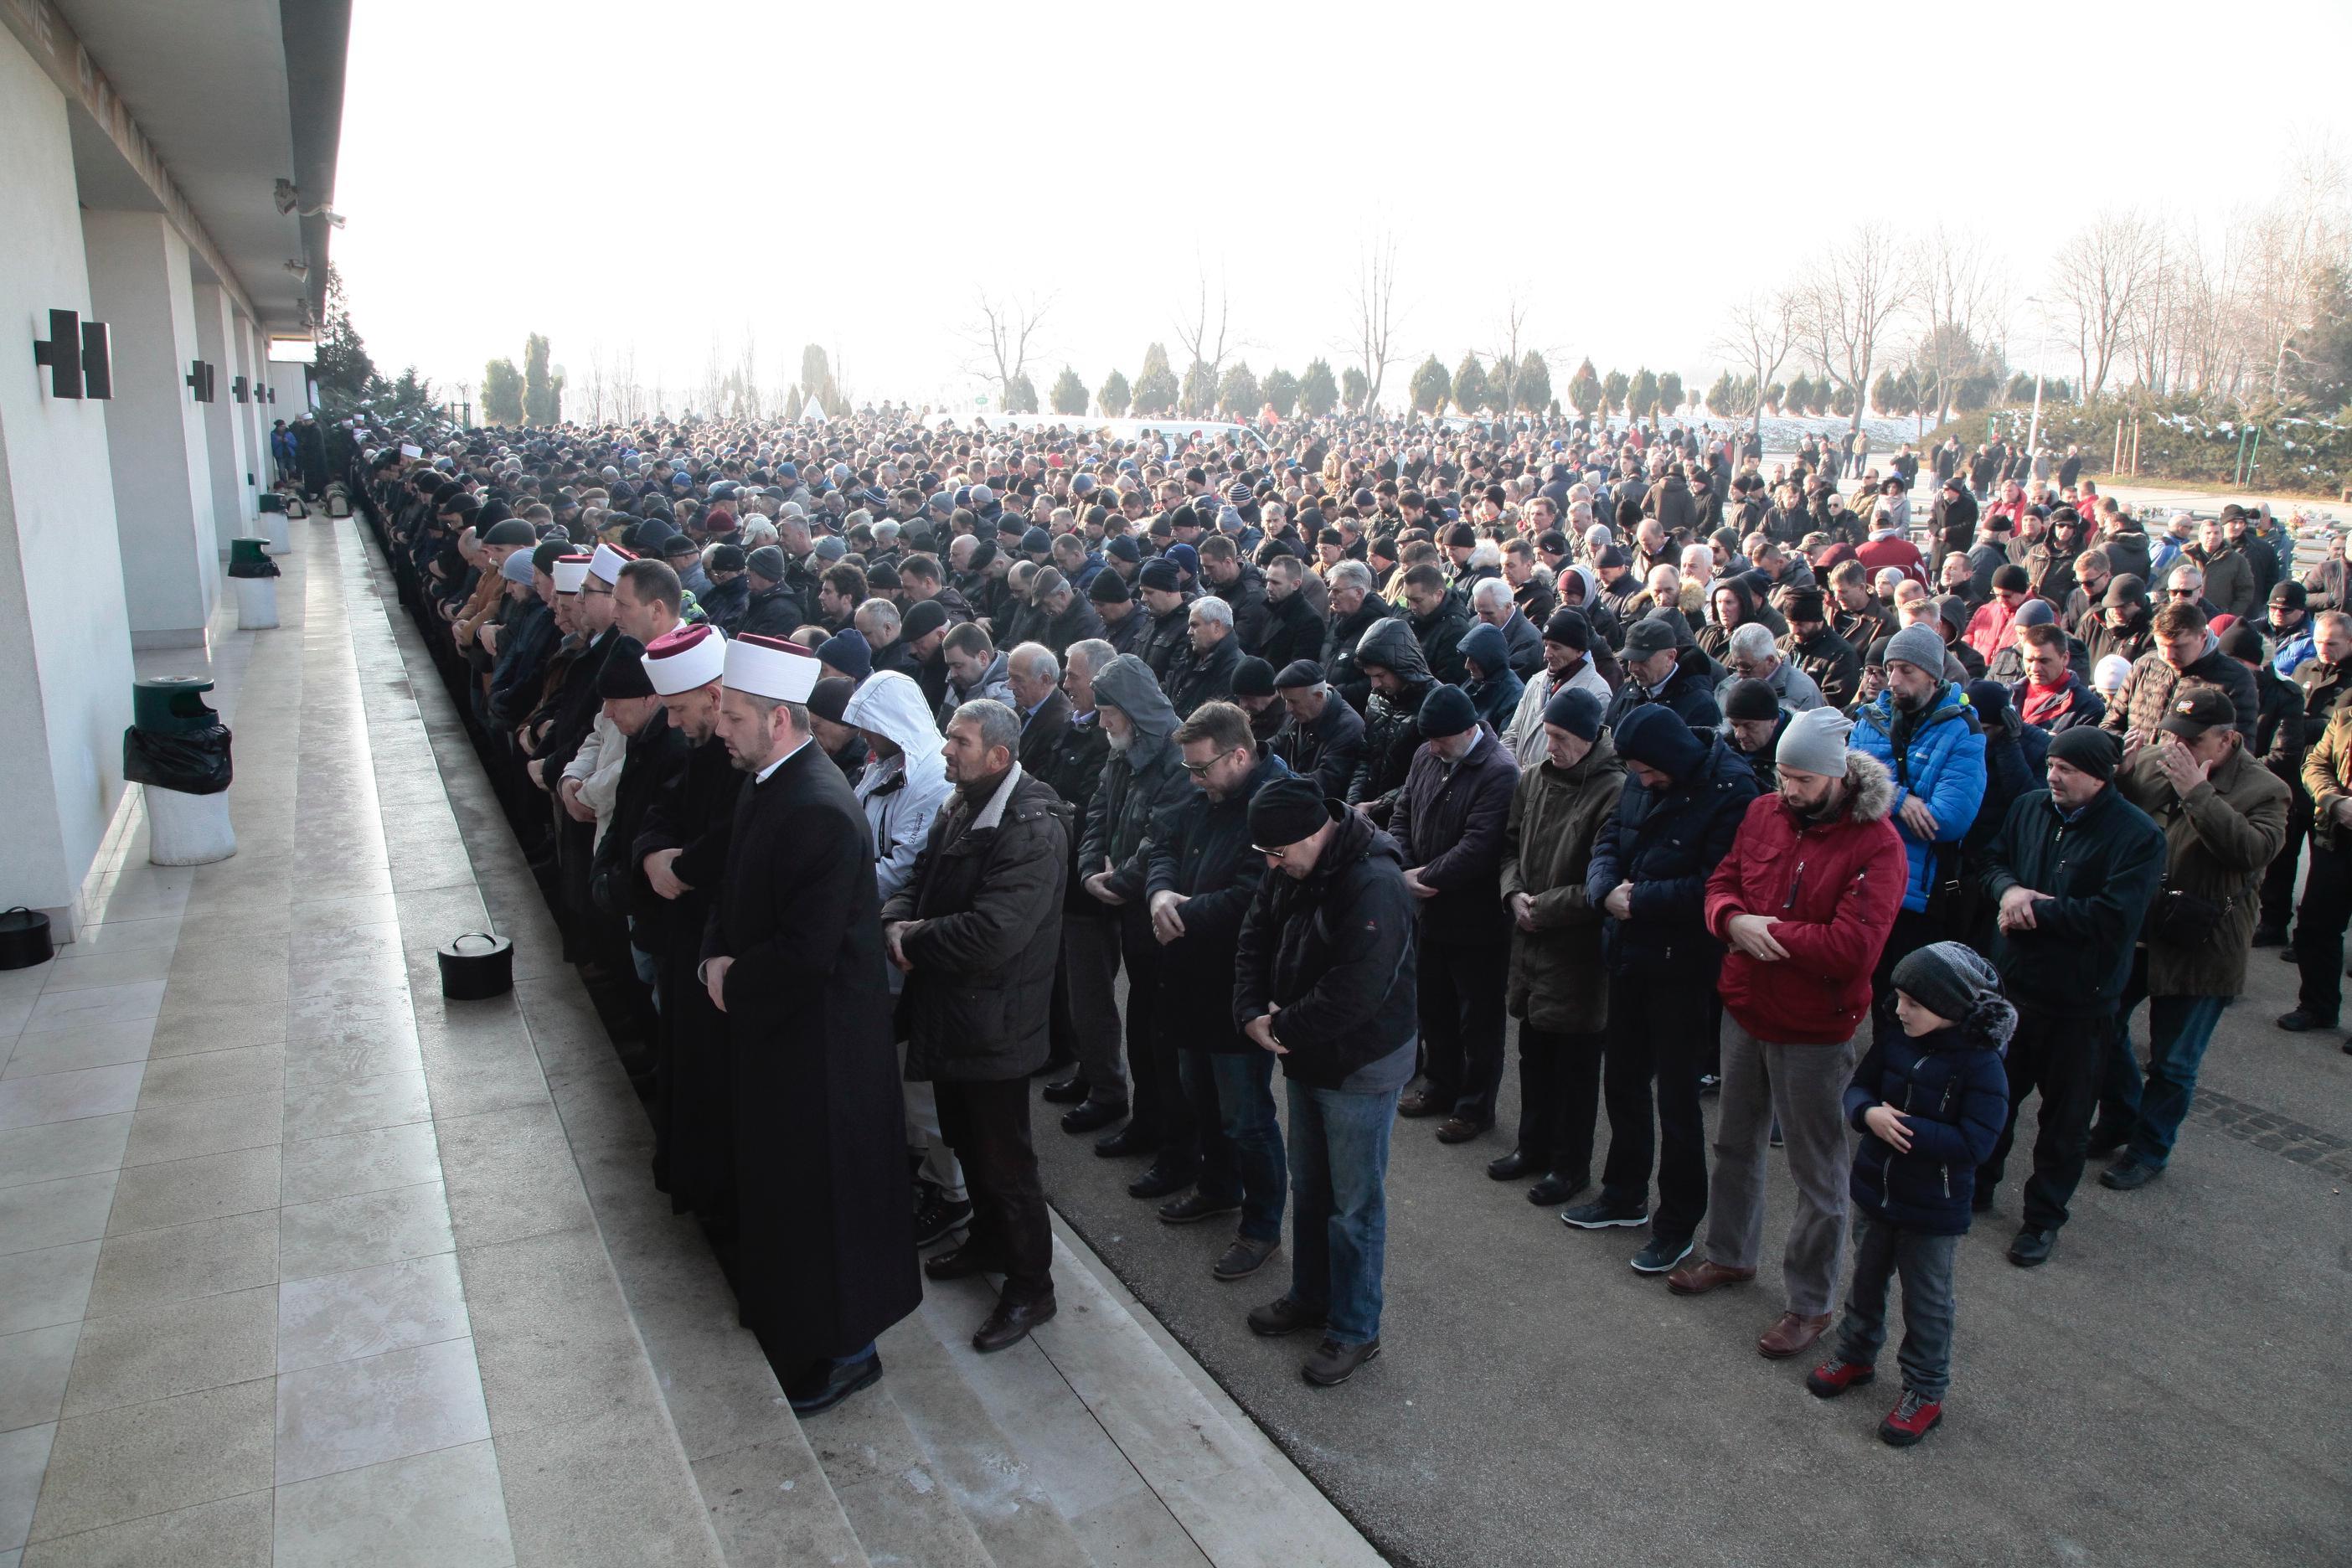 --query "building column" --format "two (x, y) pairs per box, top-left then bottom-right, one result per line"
(0, 28), (138, 934)
(232, 311), (267, 505)
(193, 281), (251, 556)
(83, 208), (219, 648)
